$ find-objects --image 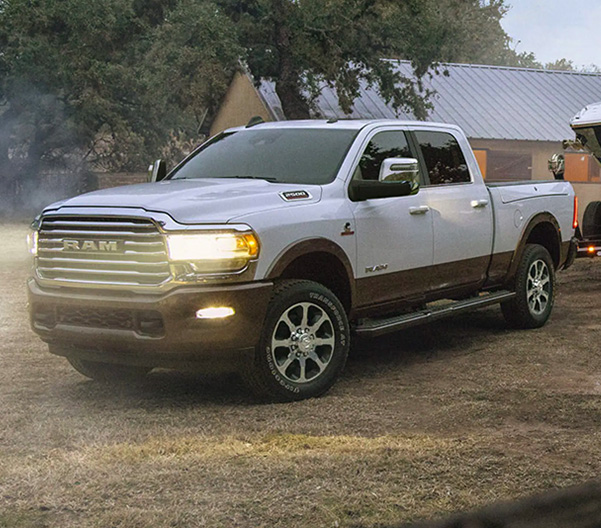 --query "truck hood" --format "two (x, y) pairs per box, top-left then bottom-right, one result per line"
(46, 179), (323, 224)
